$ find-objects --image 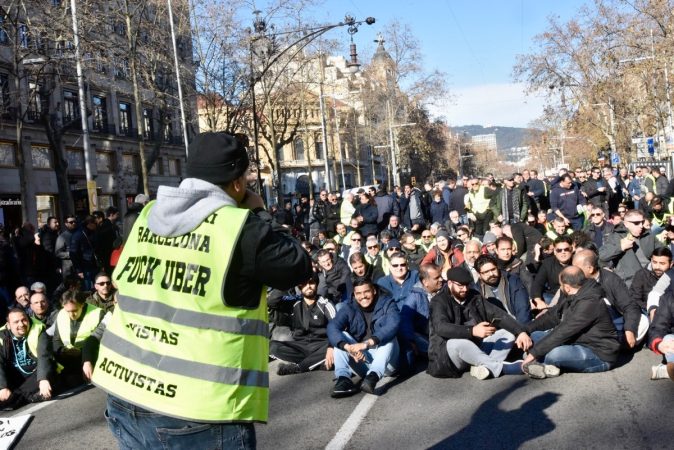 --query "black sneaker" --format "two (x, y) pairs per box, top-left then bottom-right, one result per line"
(360, 372), (380, 394)
(331, 376), (360, 398)
(277, 363), (303, 376)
